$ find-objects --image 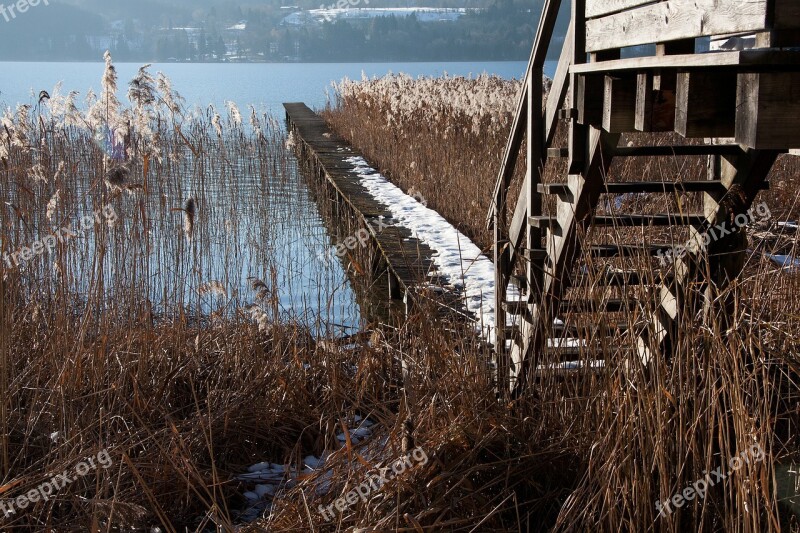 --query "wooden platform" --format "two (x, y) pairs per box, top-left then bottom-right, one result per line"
(284, 103), (471, 321)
